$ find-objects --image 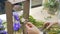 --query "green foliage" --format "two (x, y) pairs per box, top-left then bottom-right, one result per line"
(44, 0), (59, 15)
(29, 16), (36, 24)
(29, 16), (44, 27)
(44, 0), (59, 8)
(46, 24), (60, 34)
(20, 15), (44, 28)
